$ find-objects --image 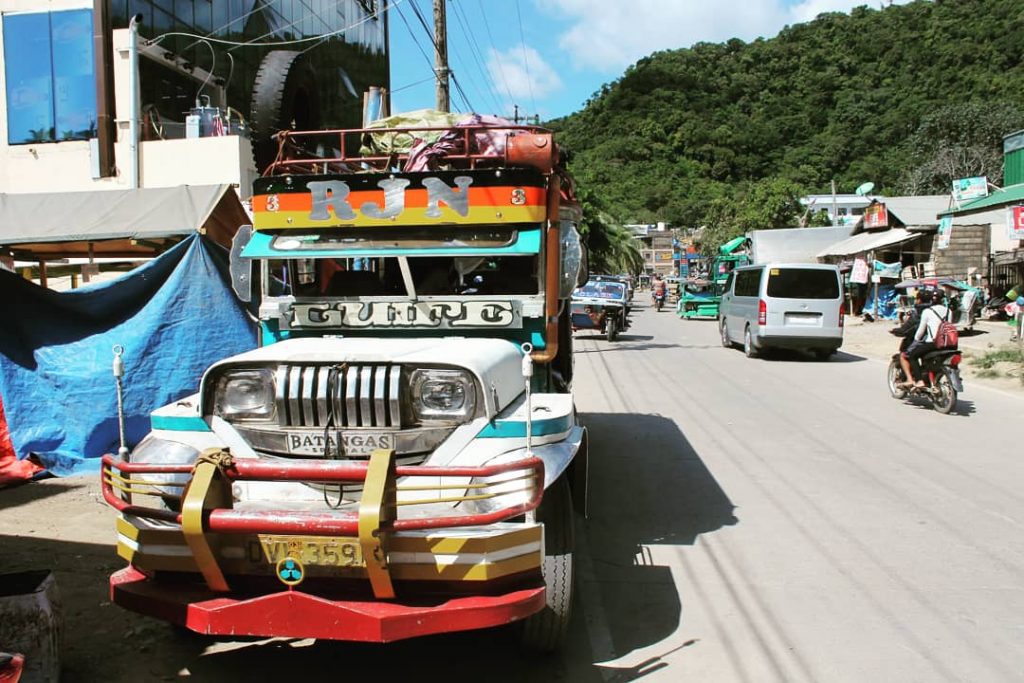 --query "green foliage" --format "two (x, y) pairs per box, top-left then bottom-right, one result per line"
(574, 184), (644, 275)
(551, 0), (1024, 246)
